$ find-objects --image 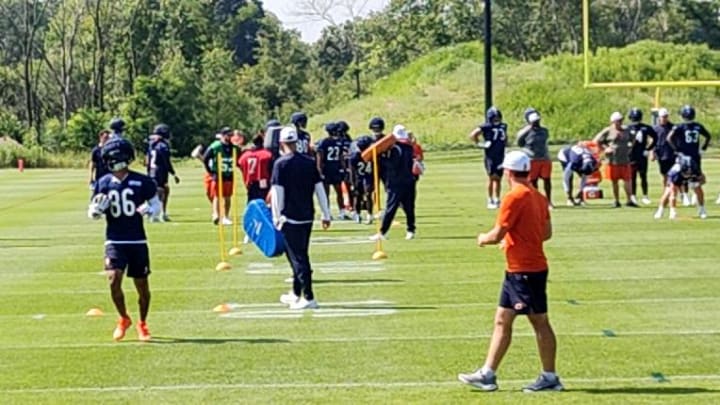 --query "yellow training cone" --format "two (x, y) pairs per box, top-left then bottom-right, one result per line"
(86, 308), (104, 317)
(216, 261), (232, 272)
(213, 304), (230, 313)
(228, 247), (242, 256)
